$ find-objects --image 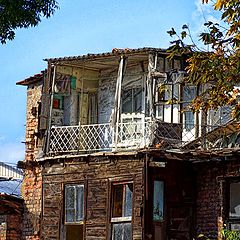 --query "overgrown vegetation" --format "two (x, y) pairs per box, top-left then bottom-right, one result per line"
(167, 0), (240, 118)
